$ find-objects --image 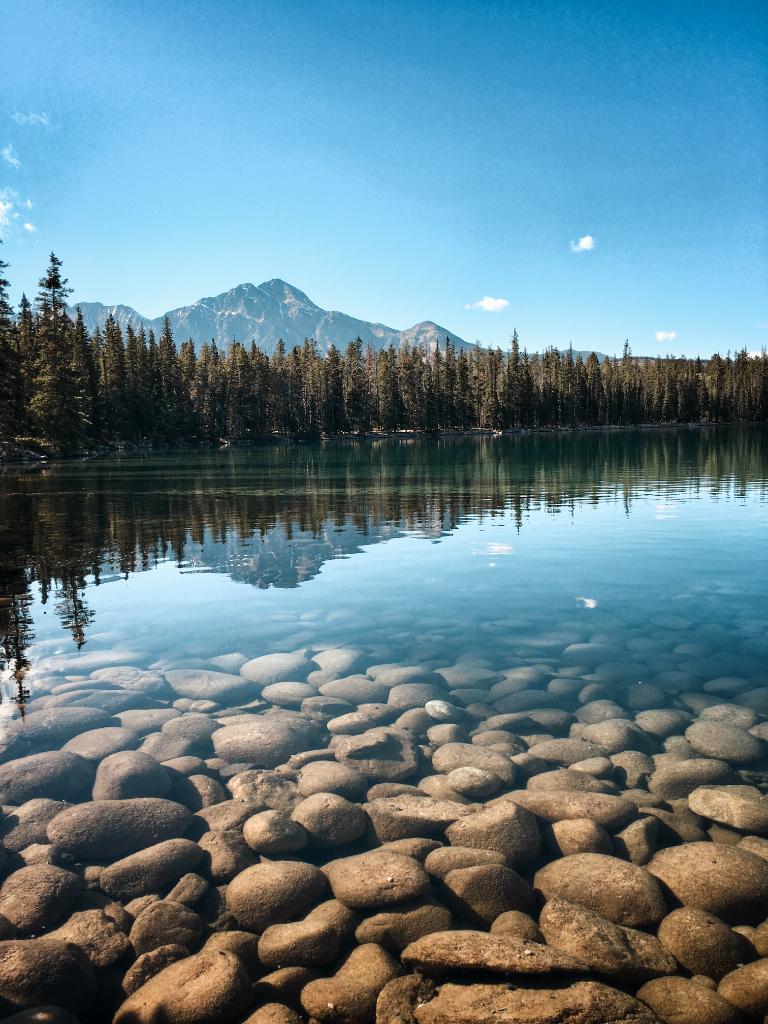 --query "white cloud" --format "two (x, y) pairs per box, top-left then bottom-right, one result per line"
(464, 296), (510, 312)
(11, 112), (49, 127)
(570, 234), (595, 253)
(24, 198), (33, 209)
(655, 330), (677, 343)
(0, 188), (35, 238)
(576, 596), (598, 609)
(0, 196), (13, 231)
(1, 144), (21, 169)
